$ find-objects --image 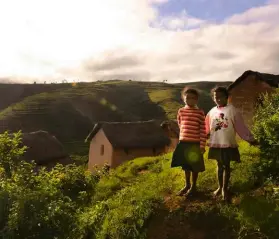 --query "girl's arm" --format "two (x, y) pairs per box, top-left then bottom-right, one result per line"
(200, 111), (207, 150)
(177, 109), (181, 128)
(205, 113), (210, 138)
(233, 110), (255, 142)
